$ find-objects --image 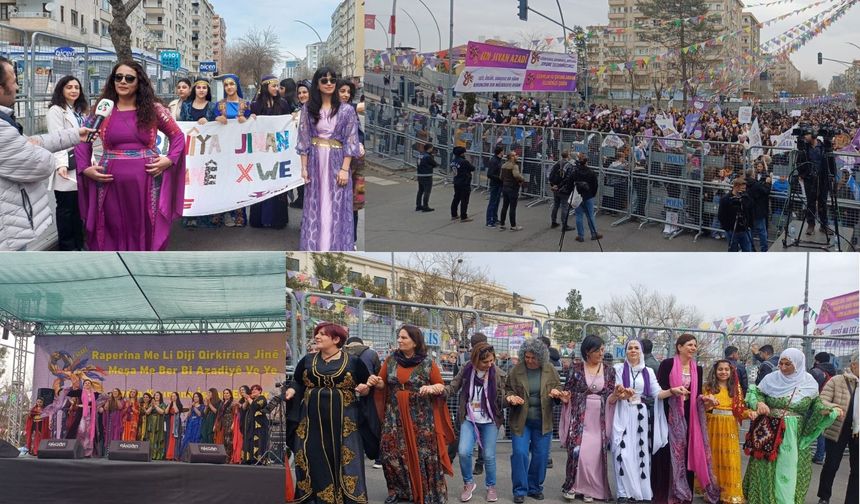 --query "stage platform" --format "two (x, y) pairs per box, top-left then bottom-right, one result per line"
(0, 456), (283, 504)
